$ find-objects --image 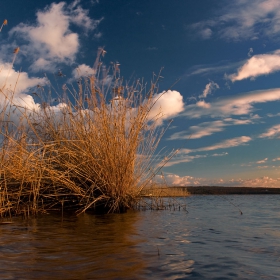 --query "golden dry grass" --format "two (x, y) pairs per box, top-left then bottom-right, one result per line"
(141, 186), (189, 197)
(0, 48), (177, 216)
